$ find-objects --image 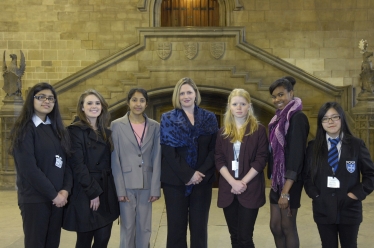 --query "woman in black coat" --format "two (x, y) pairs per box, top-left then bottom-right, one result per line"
(304, 102), (374, 248)
(9, 82), (71, 248)
(63, 89), (119, 248)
